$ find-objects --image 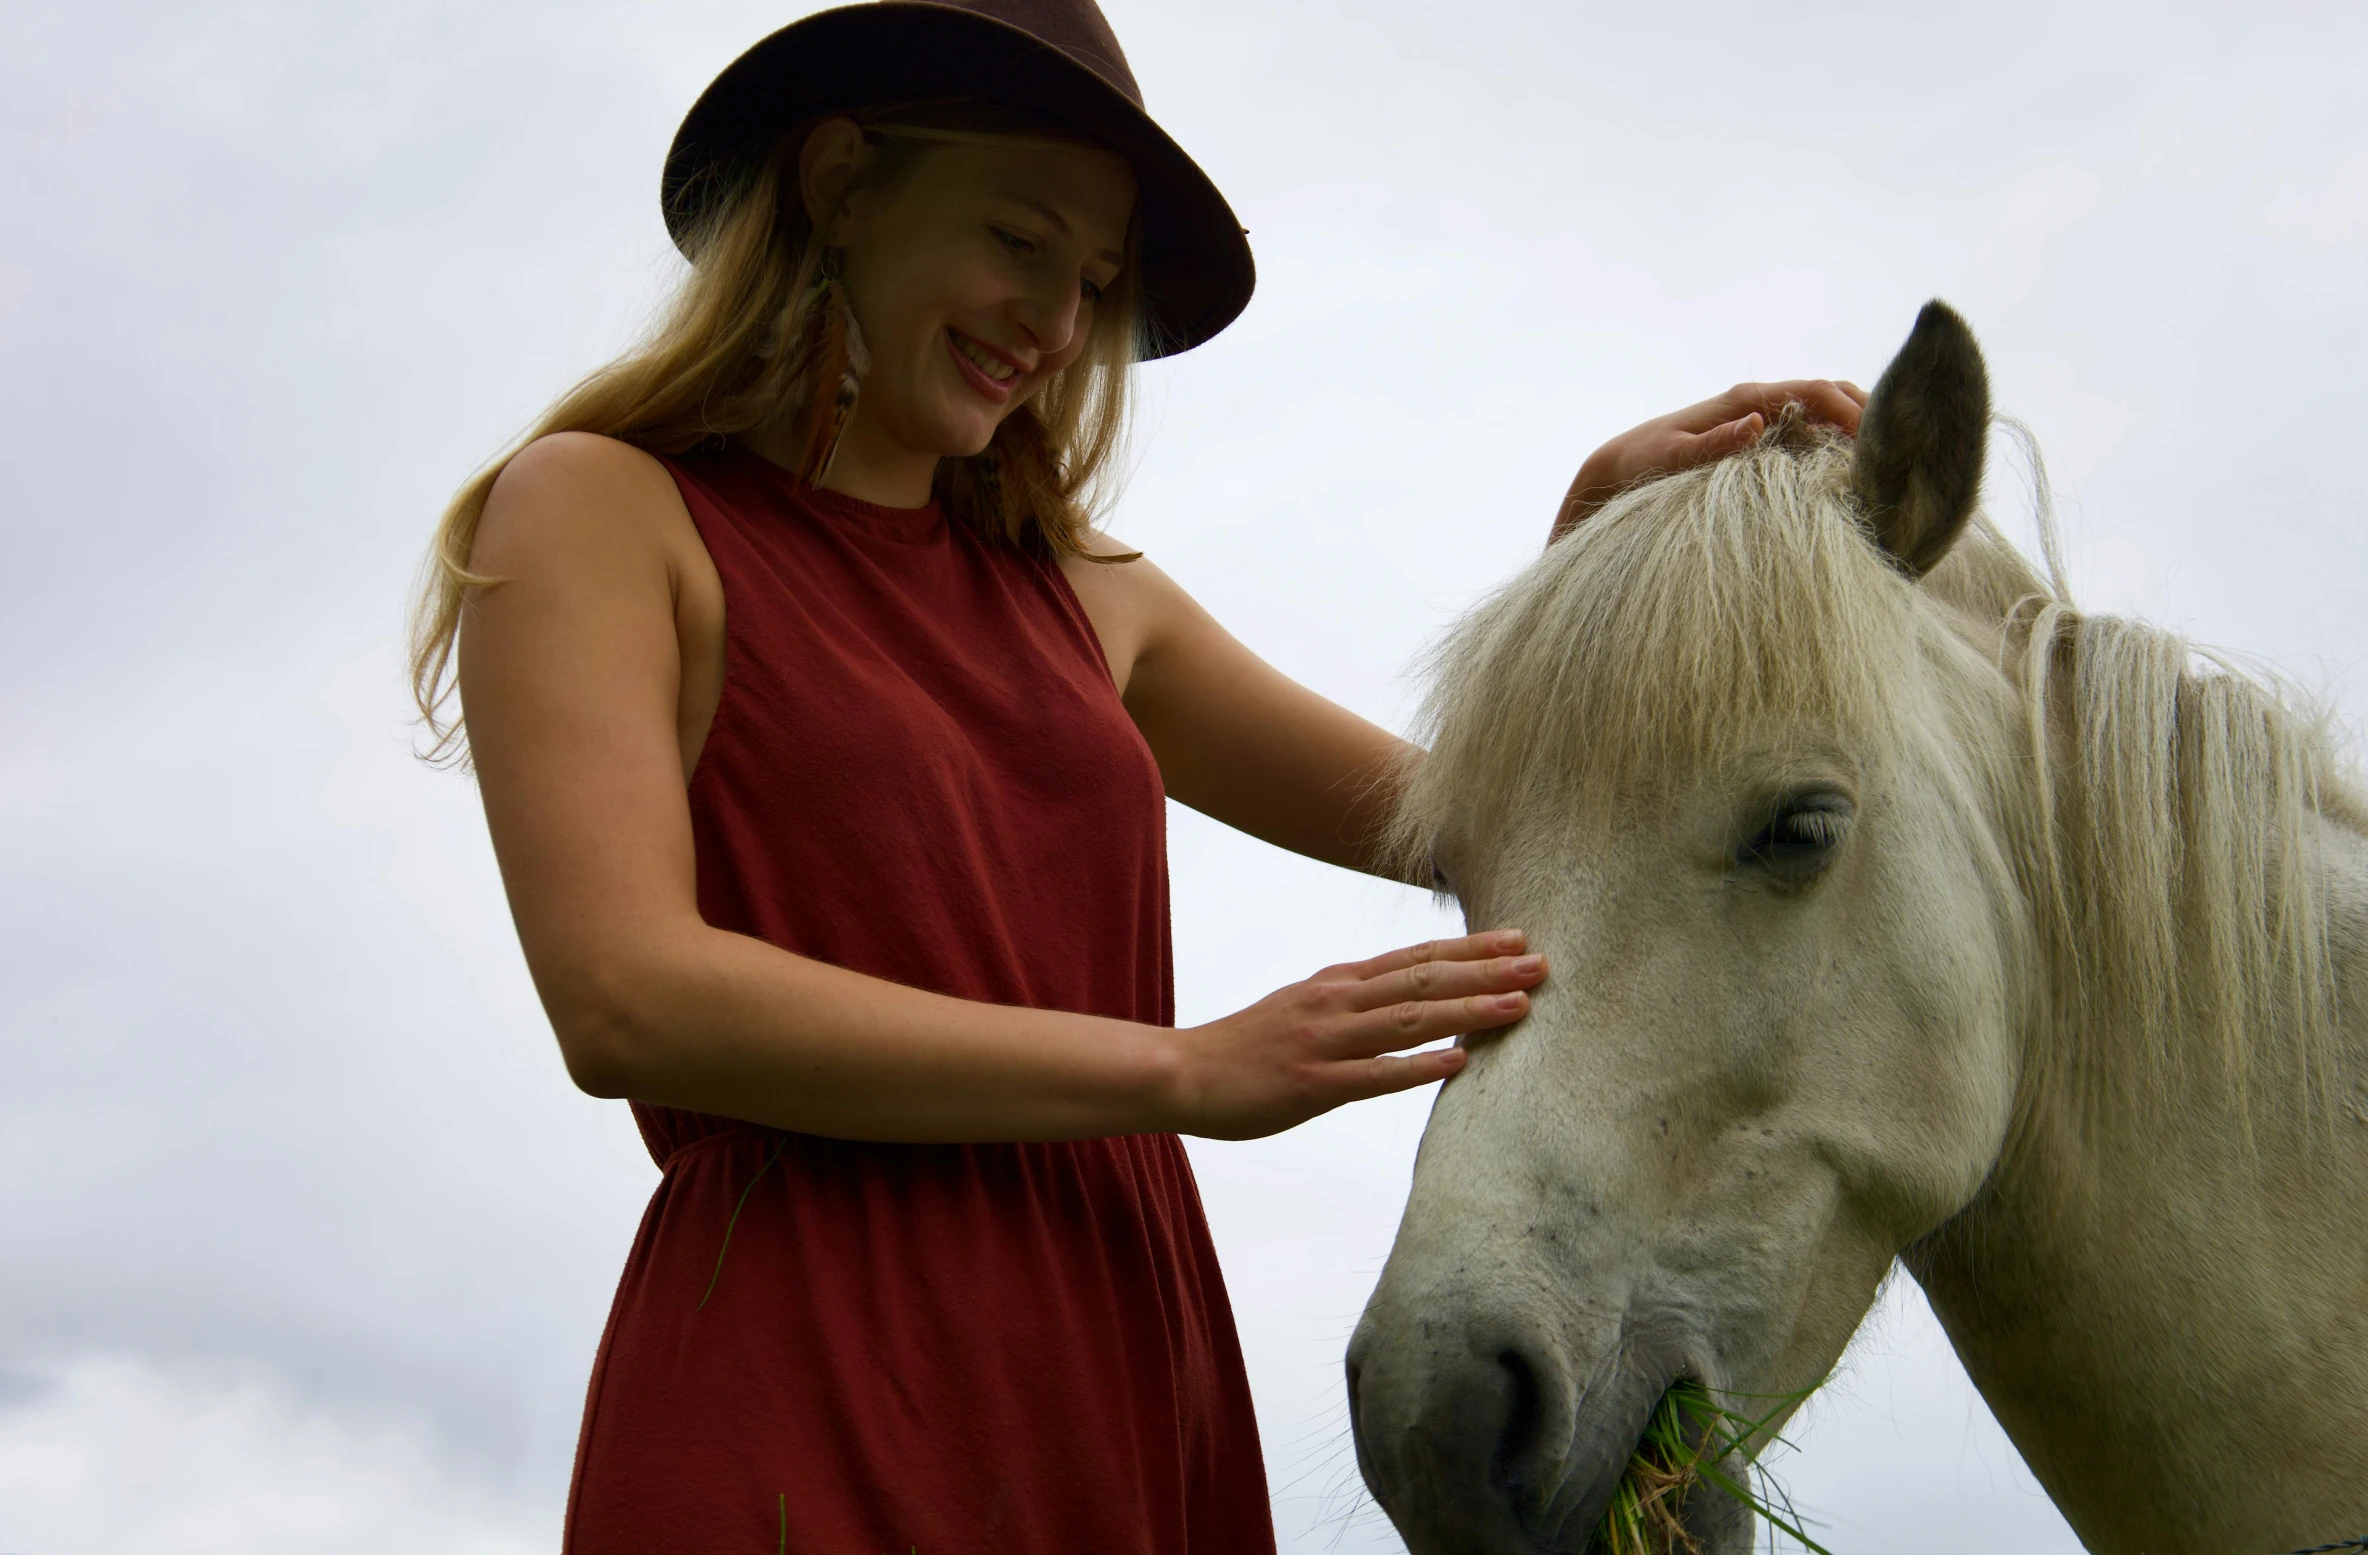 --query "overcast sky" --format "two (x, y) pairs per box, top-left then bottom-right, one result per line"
(4, 1), (2365, 1550)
